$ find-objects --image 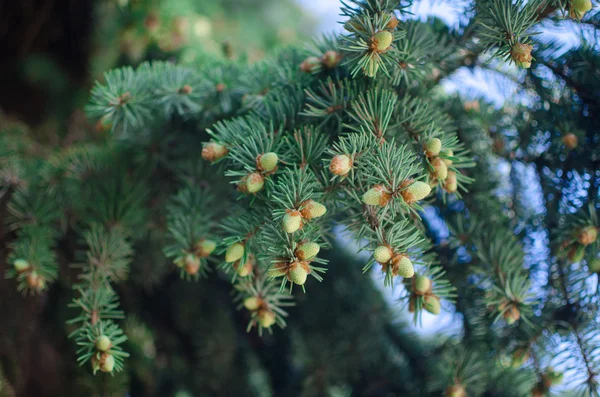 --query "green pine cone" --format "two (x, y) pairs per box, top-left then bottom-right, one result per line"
(95, 335), (112, 352)
(258, 152), (278, 172)
(225, 242), (245, 263)
(296, 242), (320, 261)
